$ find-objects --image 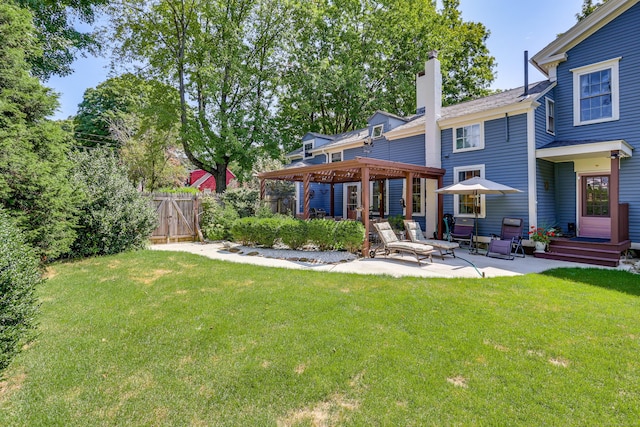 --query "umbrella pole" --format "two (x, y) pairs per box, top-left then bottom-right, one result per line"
(473, 192), (479, 254)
